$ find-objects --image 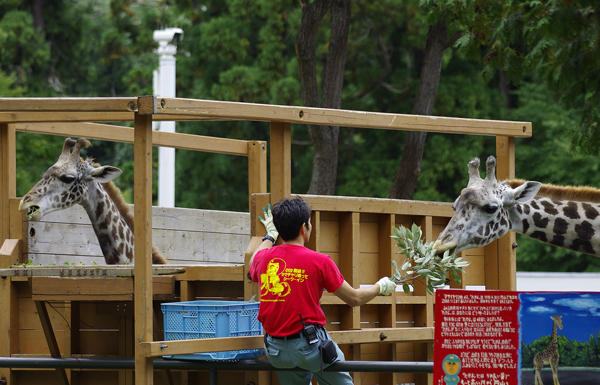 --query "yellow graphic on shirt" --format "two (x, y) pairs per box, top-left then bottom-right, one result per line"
(260, 258), (305, 298)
